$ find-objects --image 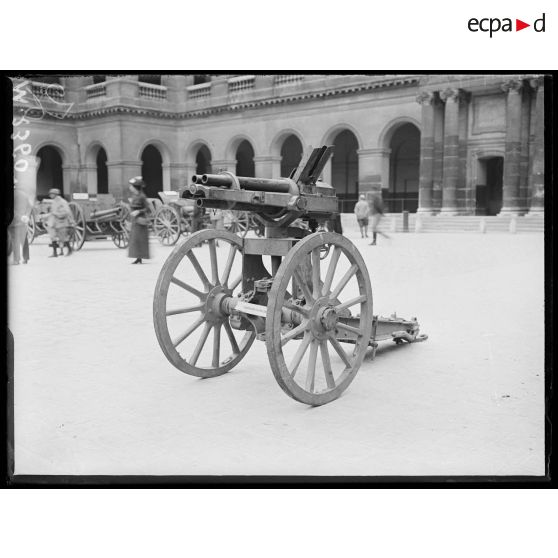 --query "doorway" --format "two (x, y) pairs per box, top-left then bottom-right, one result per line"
(476, 157), (503, 216)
